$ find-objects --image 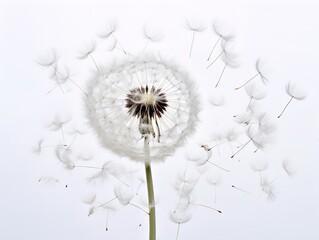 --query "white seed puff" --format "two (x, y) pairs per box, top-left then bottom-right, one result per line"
(85, 57), (200, 162)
